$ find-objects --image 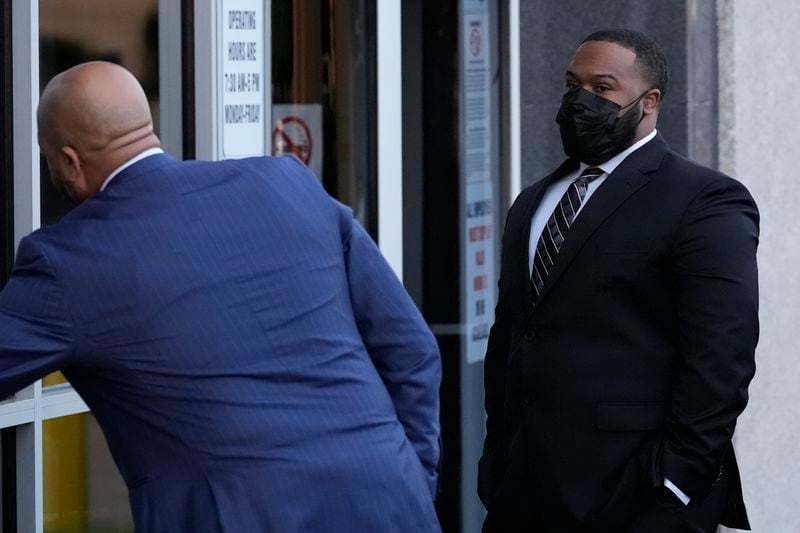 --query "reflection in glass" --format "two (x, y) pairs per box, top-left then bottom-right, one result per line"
(43, 413), (132, 533)
(272, 0), (374, 230)
(39, 0), (160, 226)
